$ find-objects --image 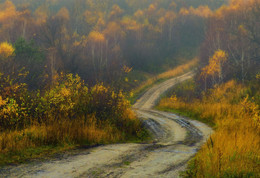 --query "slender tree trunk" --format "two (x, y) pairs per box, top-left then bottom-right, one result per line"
(241, 50), (245, 83)
(204, 77), (207, 91)
(219, 62), (223, 84)
(169, 20), (173, 41)
(22, 20), (27, 38)
(91, 45), (96, 80)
